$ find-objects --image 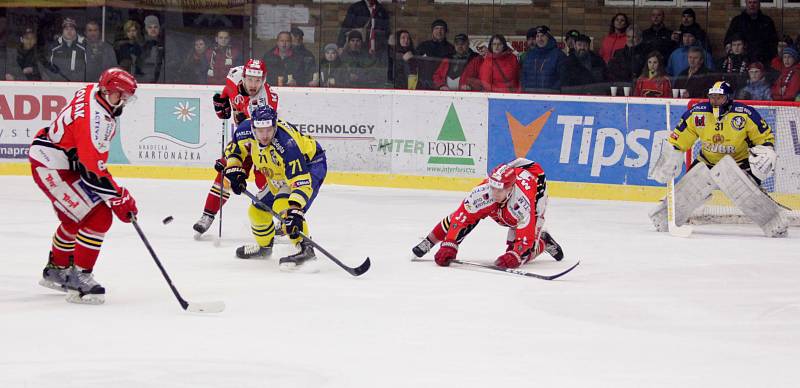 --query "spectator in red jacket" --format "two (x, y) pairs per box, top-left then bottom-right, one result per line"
(633, 51), (672, 97)
(599, 13), (630, 63)
(433, 33), (481, 90)
(770, 36), (793, 71)
(478, 34), (519, 93)
(771, 46), (800, 101)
